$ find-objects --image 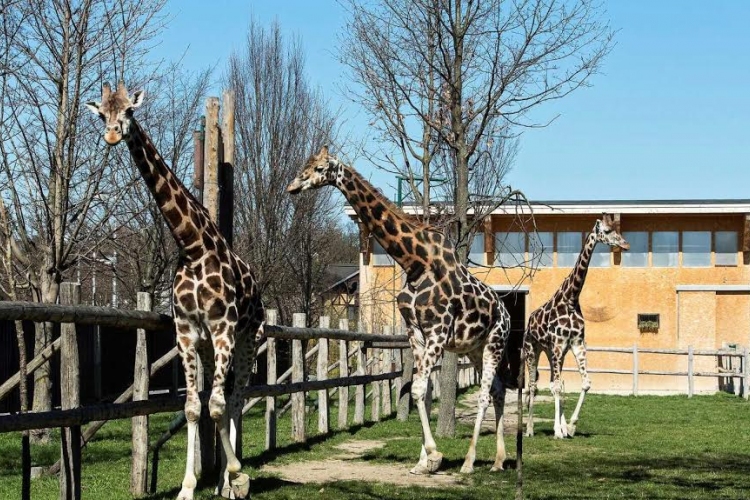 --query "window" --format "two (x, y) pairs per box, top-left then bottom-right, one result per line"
(621, 232), (648, 267)
(468, 233), (486, 267)
(591, 242), (611, 268)
(557, 232), (582, 267)
(682, 231), (711, 267)
(529, 231), (553, 267)
(495, 232), (525, 268)
(638, 313), (660, 332)
(371, 240), (394, 266)
(715, 231), (738, 266)
(653, 231), (678, 267)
